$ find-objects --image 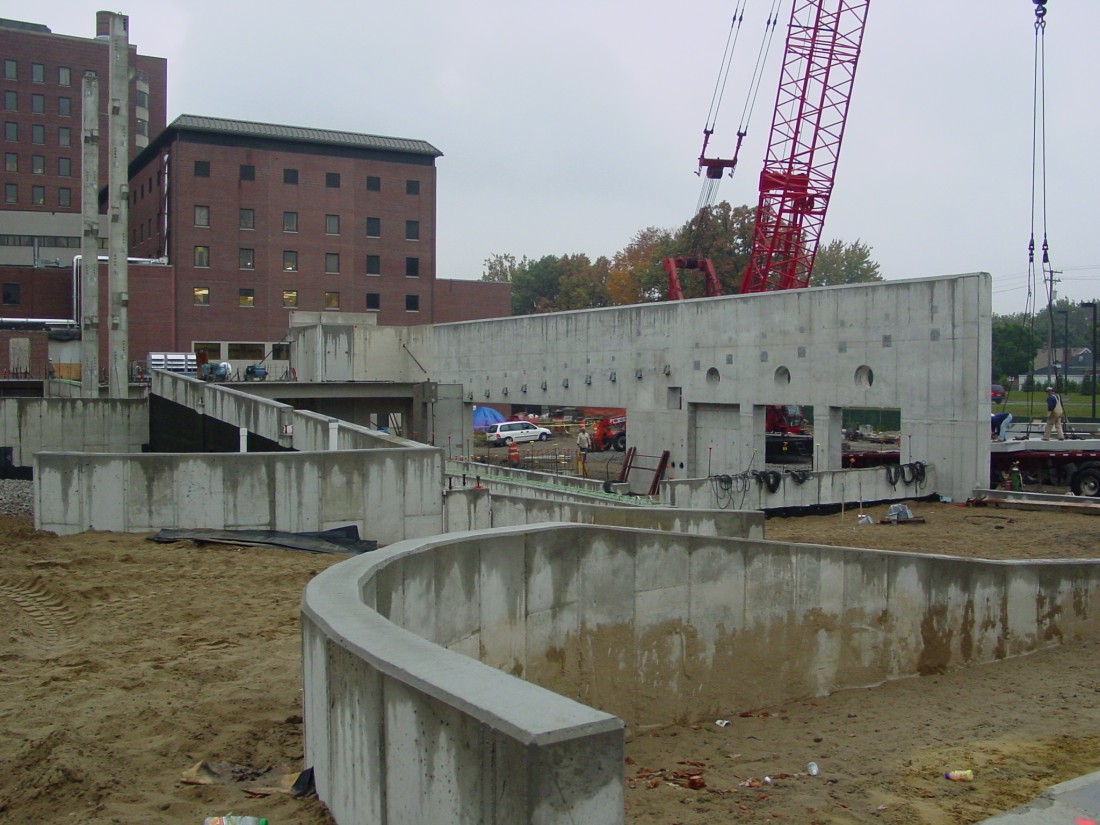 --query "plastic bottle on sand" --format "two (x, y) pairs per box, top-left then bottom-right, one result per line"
(944, 769), (973, 781)
(204, 817), (268, 825)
